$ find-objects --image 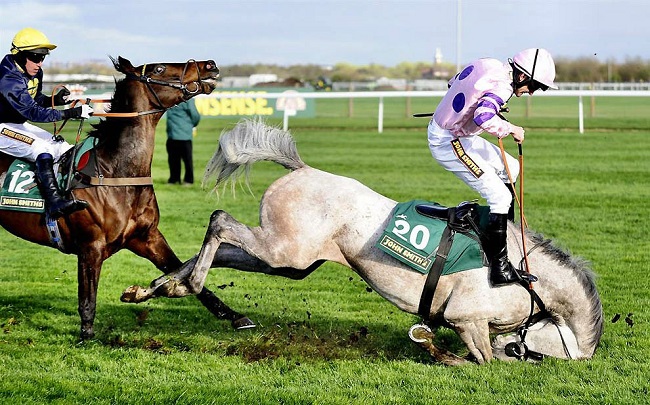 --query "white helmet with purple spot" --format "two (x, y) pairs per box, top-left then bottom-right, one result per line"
(512, 48), (558, 90)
